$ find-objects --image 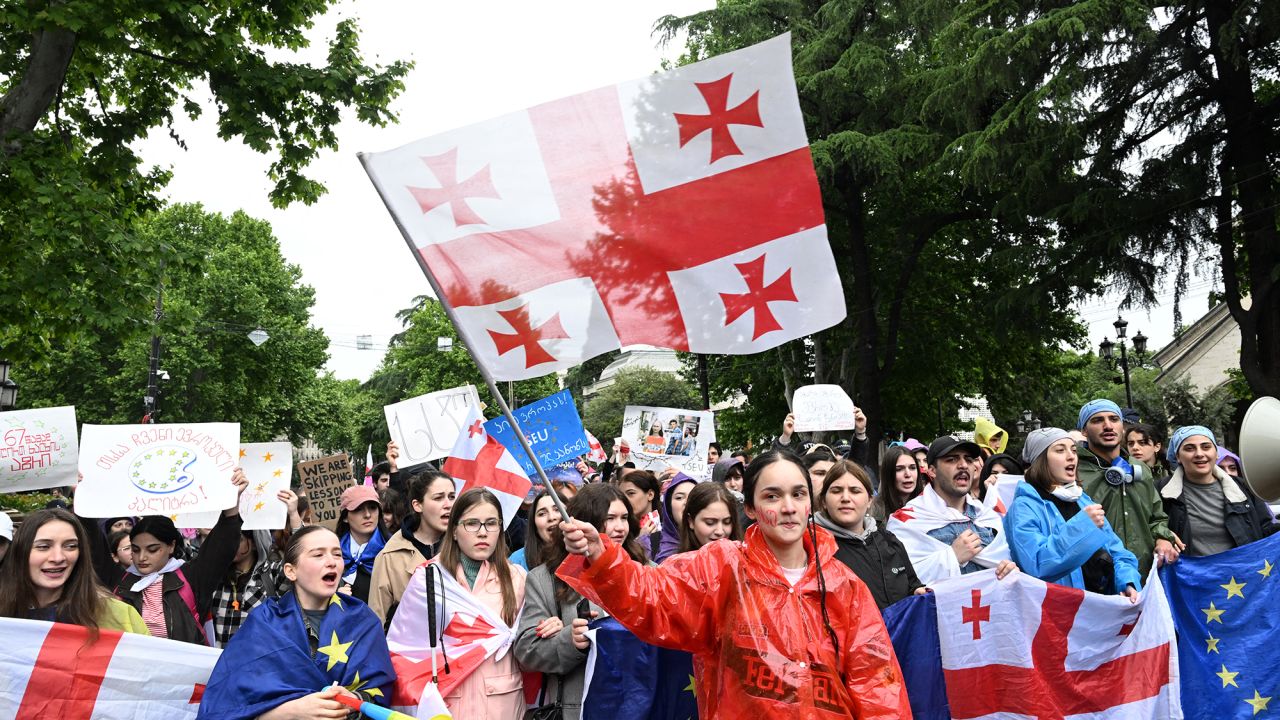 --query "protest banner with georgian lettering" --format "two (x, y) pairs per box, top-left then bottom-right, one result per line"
(0, 406), (78, 493)
(298, 453), (354, 531)
(75, 423), (240, 518)
(384, 385), (482, 463)
(623, 405), (716, 479)
(484, 389), (589, 478)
